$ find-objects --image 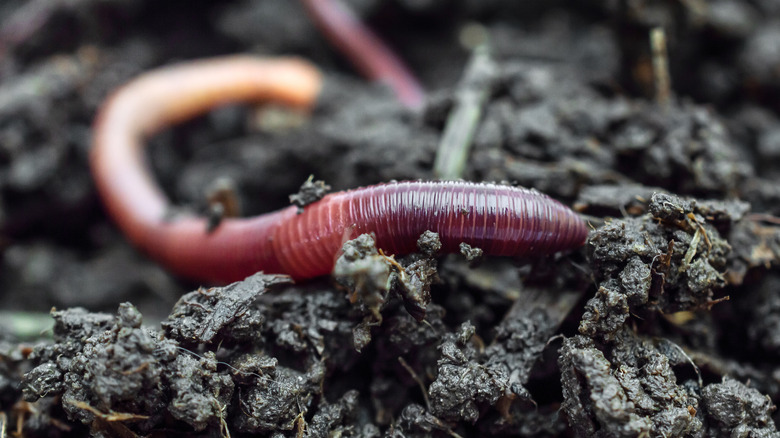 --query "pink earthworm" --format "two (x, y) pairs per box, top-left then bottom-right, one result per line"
(300, 0), (425, 109)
